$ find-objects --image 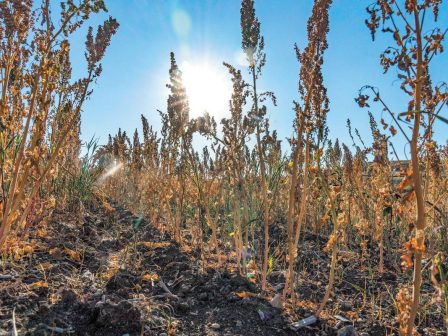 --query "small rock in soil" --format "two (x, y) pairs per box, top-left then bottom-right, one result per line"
(270, 293), (283, 309)
(210, 323), (221, 330)
(226, 293), (238, 302)
(175, 301), (190, 312)
(198, 292), (208, 301)
(340, 301), (352, 311)
(274, 283), (285, 292)
(95, 300), (141, 332)
(179, 283), (191, 294)
(337, 325), (357, 336)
